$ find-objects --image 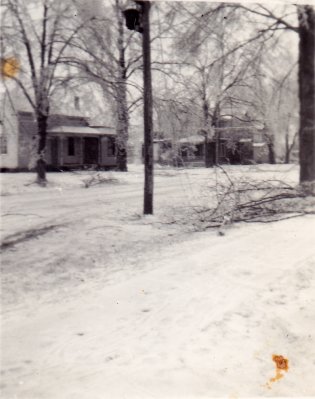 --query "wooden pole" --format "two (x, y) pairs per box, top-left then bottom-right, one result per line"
(141, 1), (154, 214)
(298, 5), (315, 191)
